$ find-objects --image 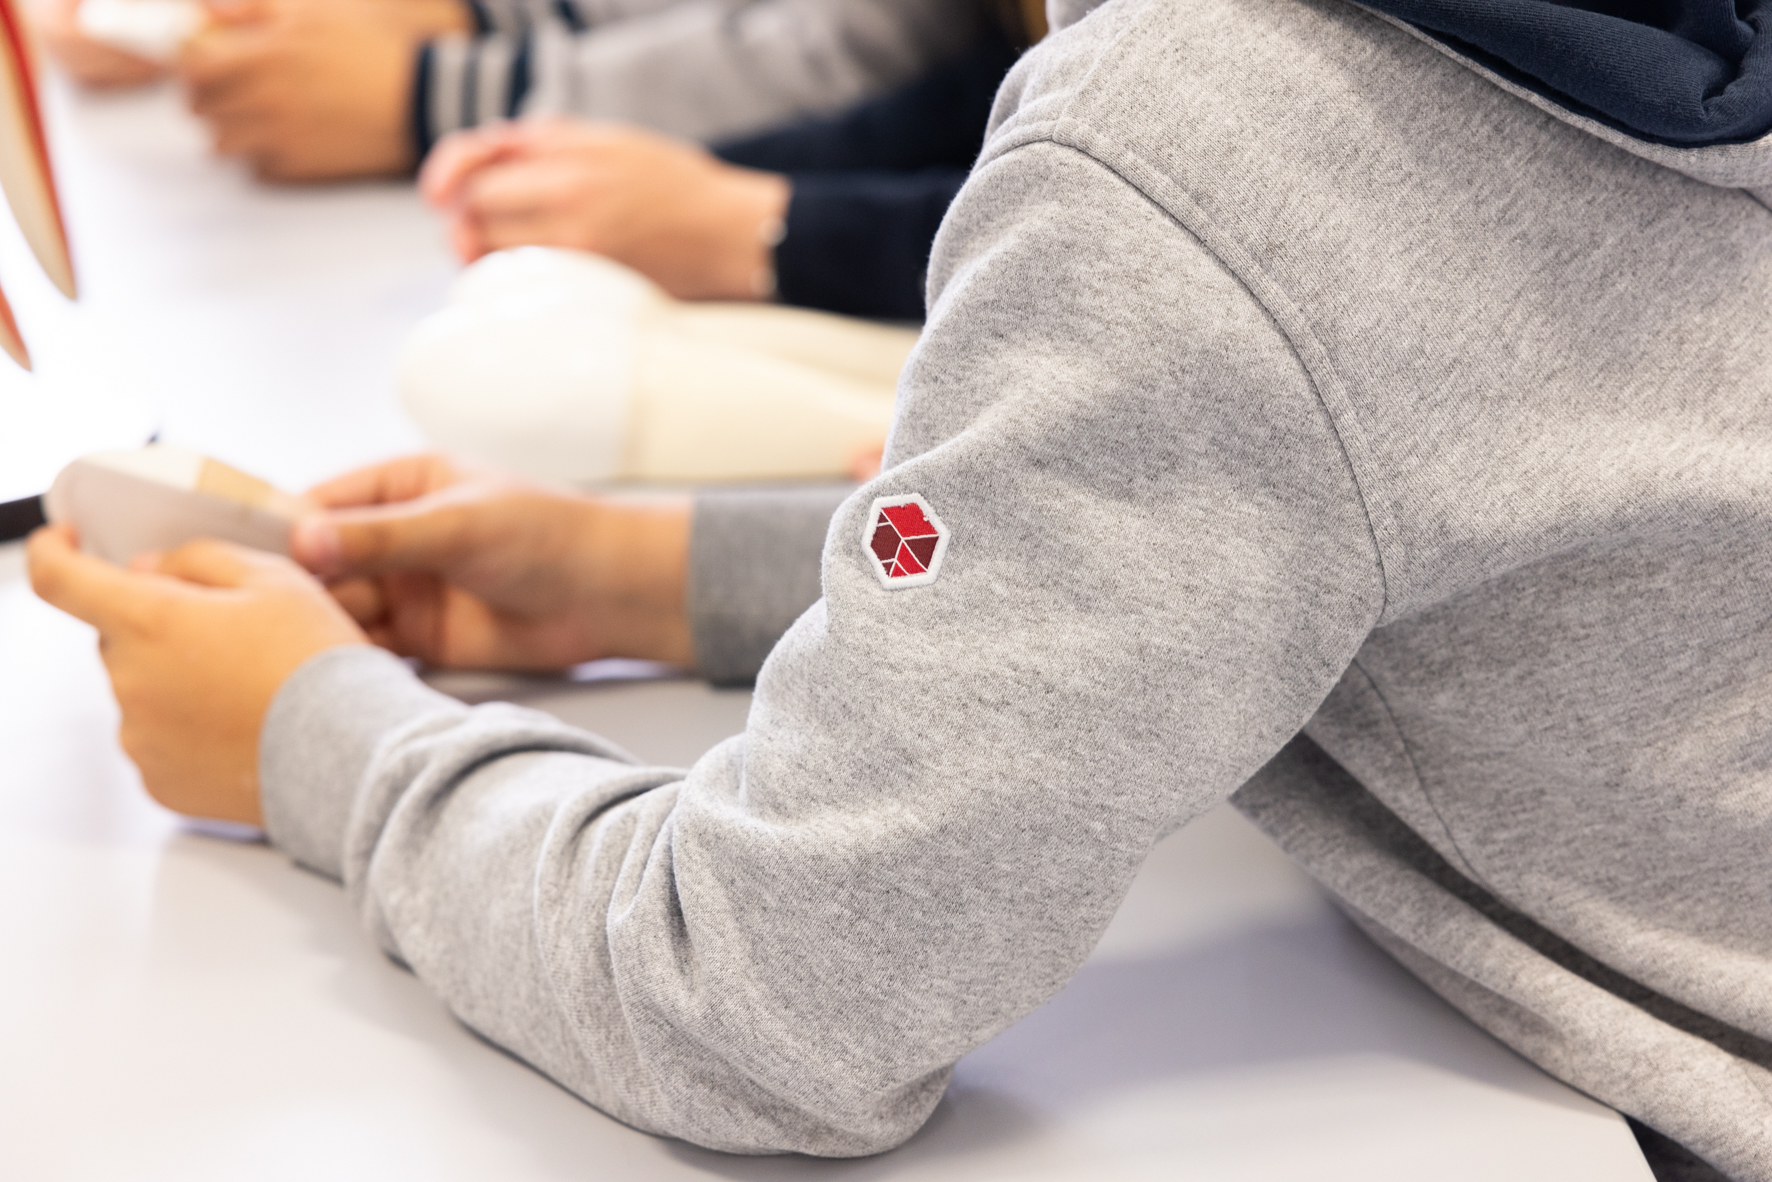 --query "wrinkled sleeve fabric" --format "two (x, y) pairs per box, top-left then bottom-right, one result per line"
(415, 0), (979, 151)
(258, 139), (1384, 1157)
